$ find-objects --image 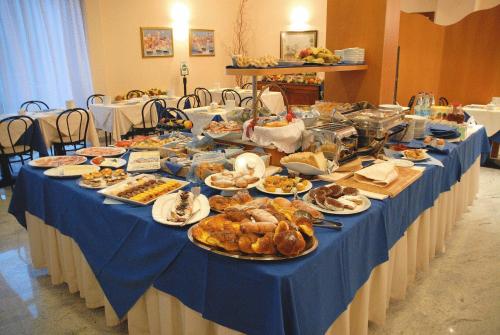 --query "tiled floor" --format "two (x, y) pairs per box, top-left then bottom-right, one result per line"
(0, 166), (499, 334)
